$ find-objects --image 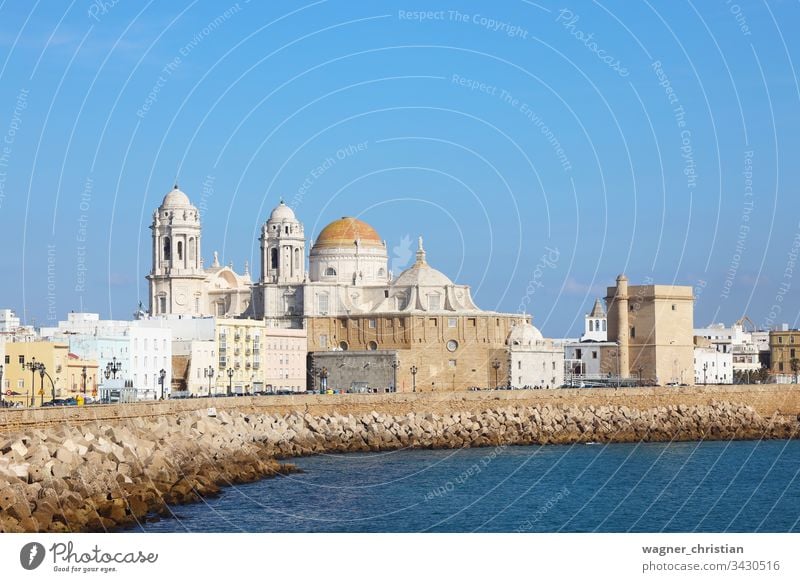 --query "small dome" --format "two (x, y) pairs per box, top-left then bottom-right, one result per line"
(313, 217), (383, 249)
(394, 262), (453, 287)
(269, 200), (297, 222)
(161, 185), (193, 208)
(508, 323), (544, 346)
